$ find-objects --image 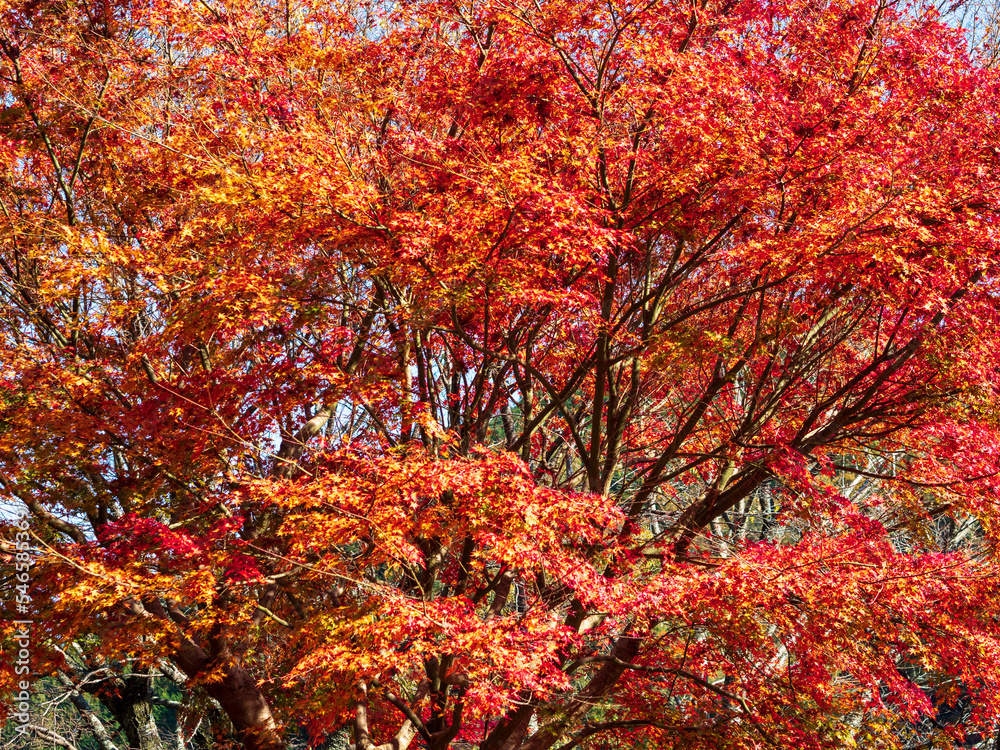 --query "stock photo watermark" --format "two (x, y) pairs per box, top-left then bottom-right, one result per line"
(9, 513), (33, 737)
